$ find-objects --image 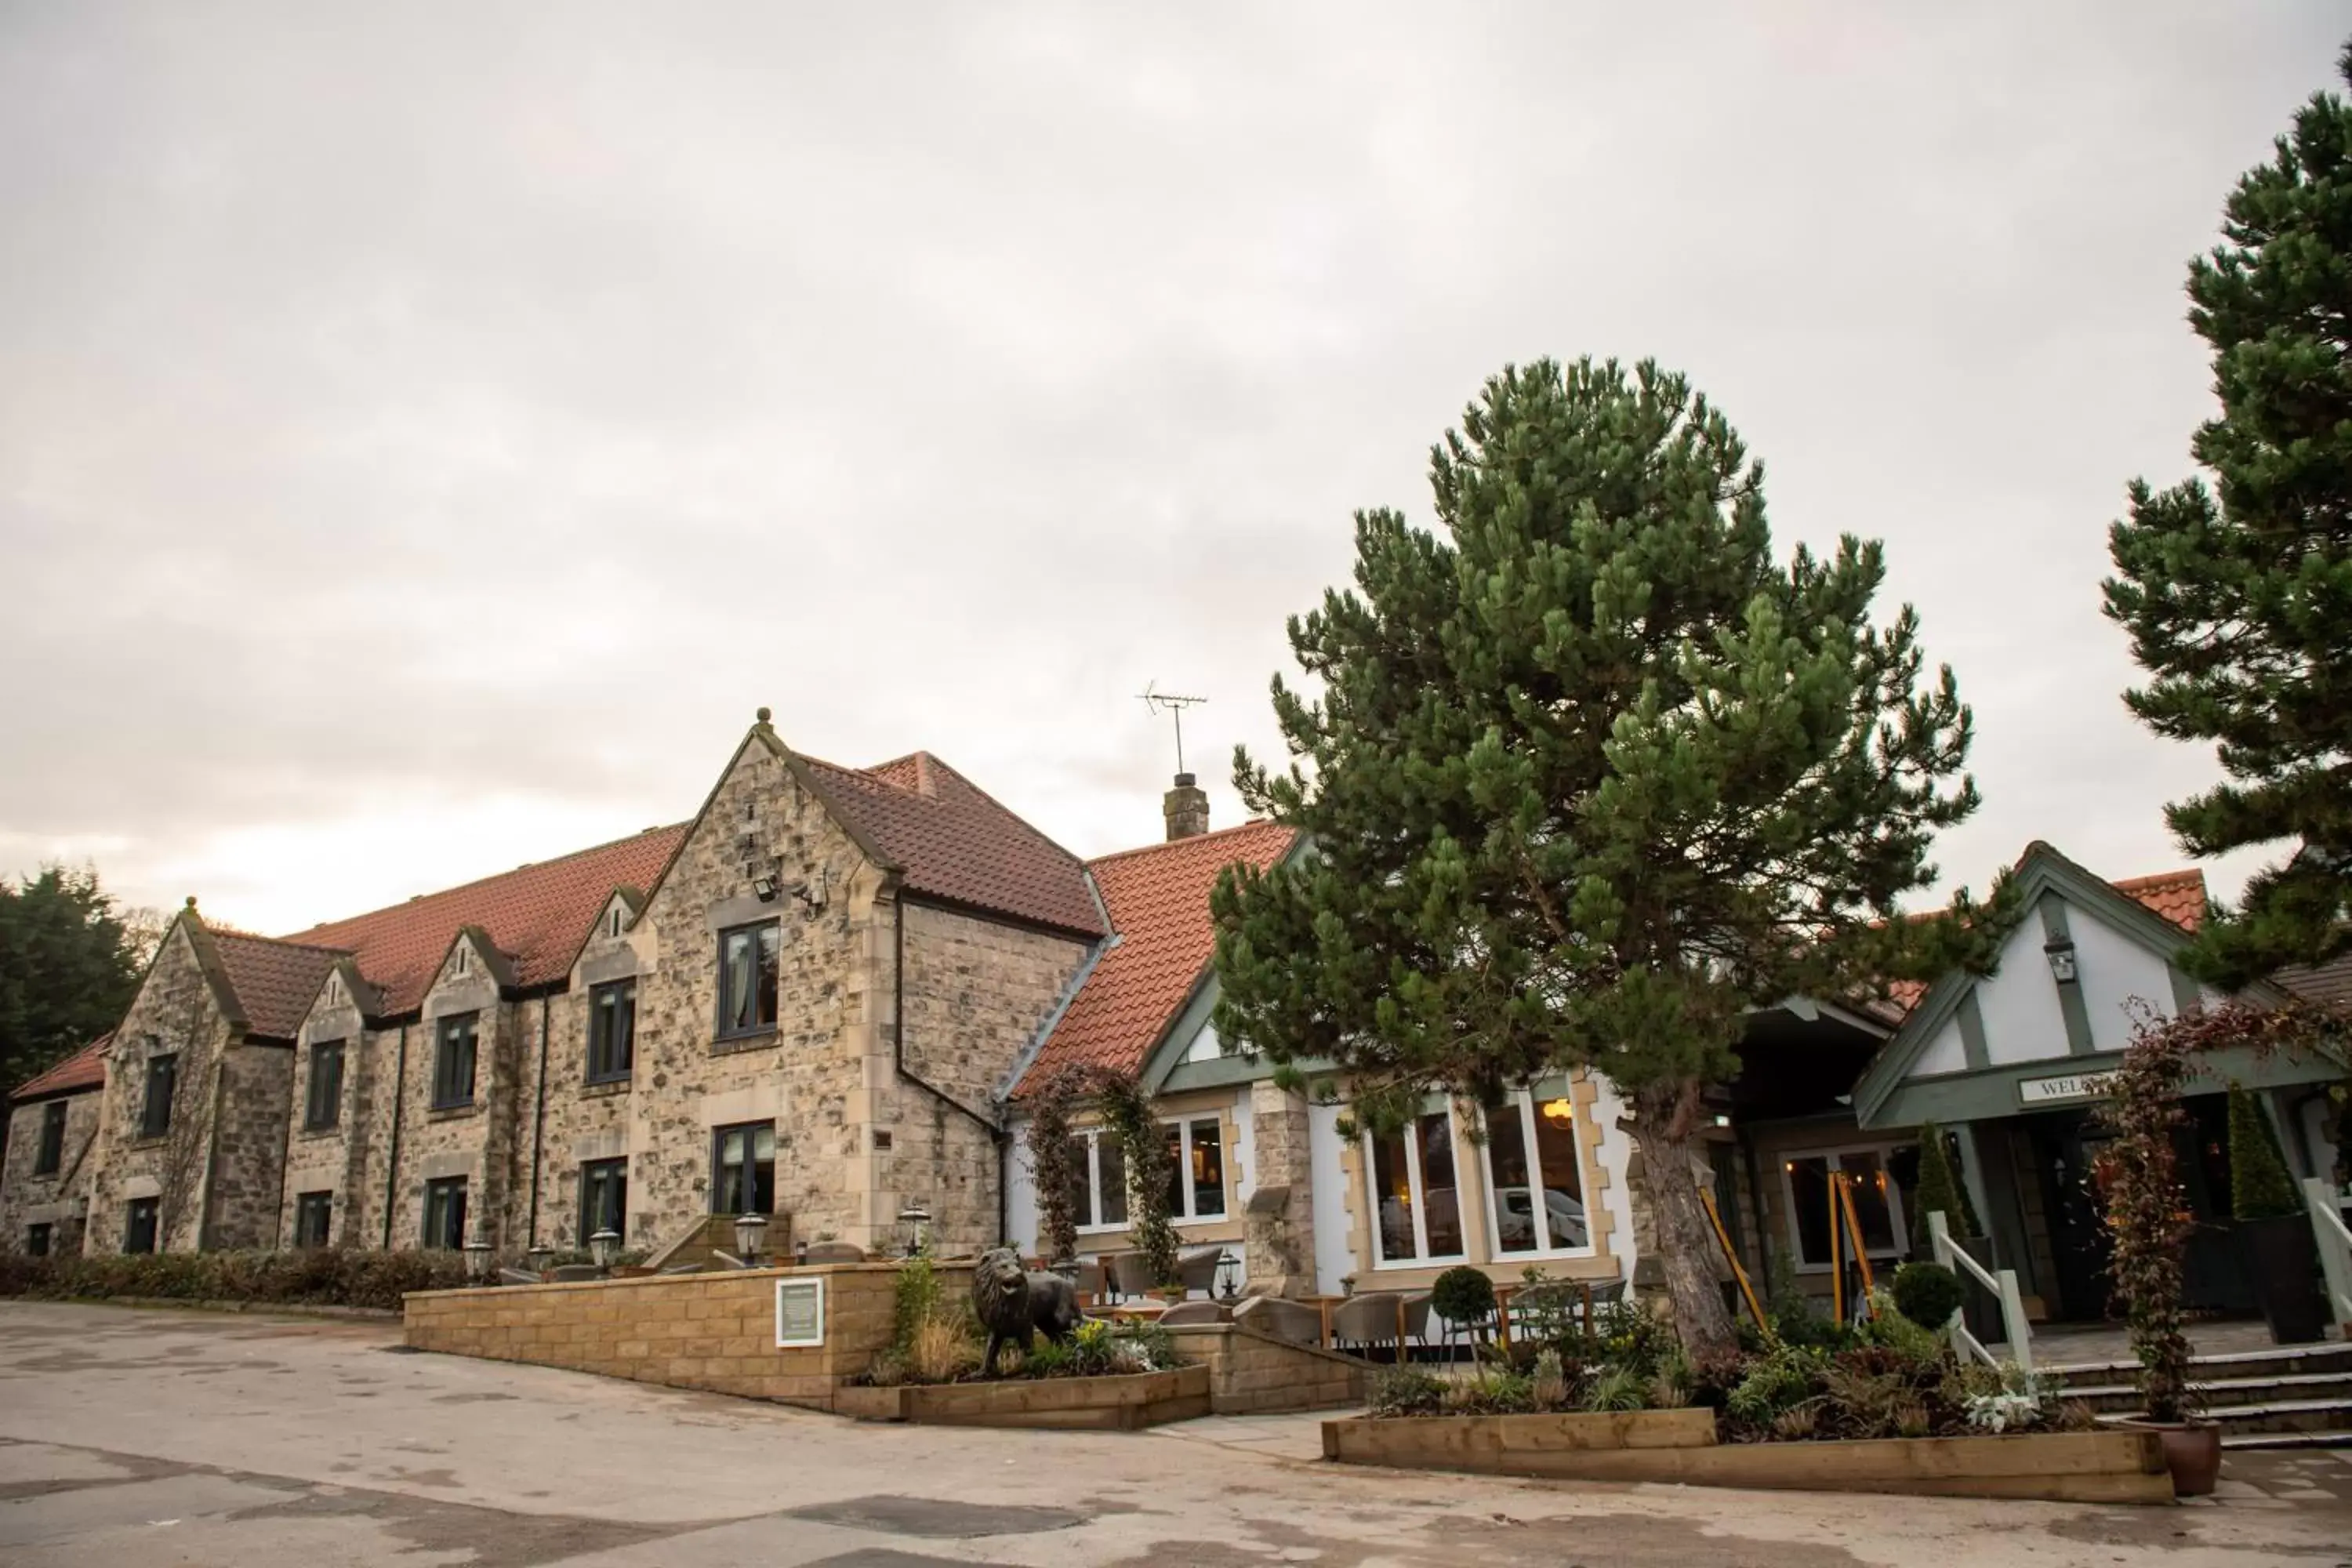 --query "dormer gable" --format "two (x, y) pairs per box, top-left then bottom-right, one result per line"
(422, 925), (513, 1014)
